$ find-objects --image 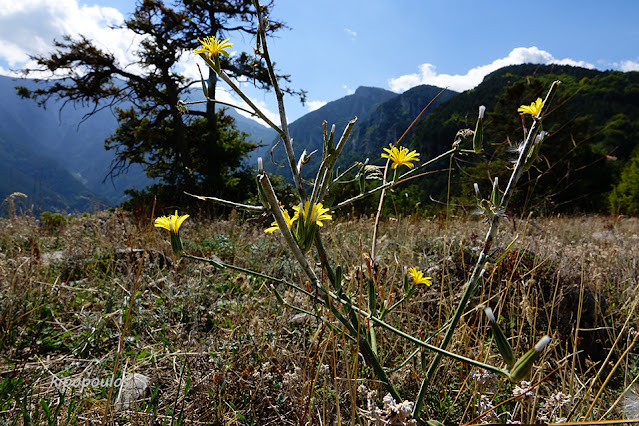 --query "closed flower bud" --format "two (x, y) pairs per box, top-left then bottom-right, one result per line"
(490, 177), (501, 207)
(201, 79), (209, 98)
(509, 335), (551, 382)
(524, 130), (548, 171)
(473, 105), (485, 153)
(485, 307), (515, 368)
(474, 183), (482, 203)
